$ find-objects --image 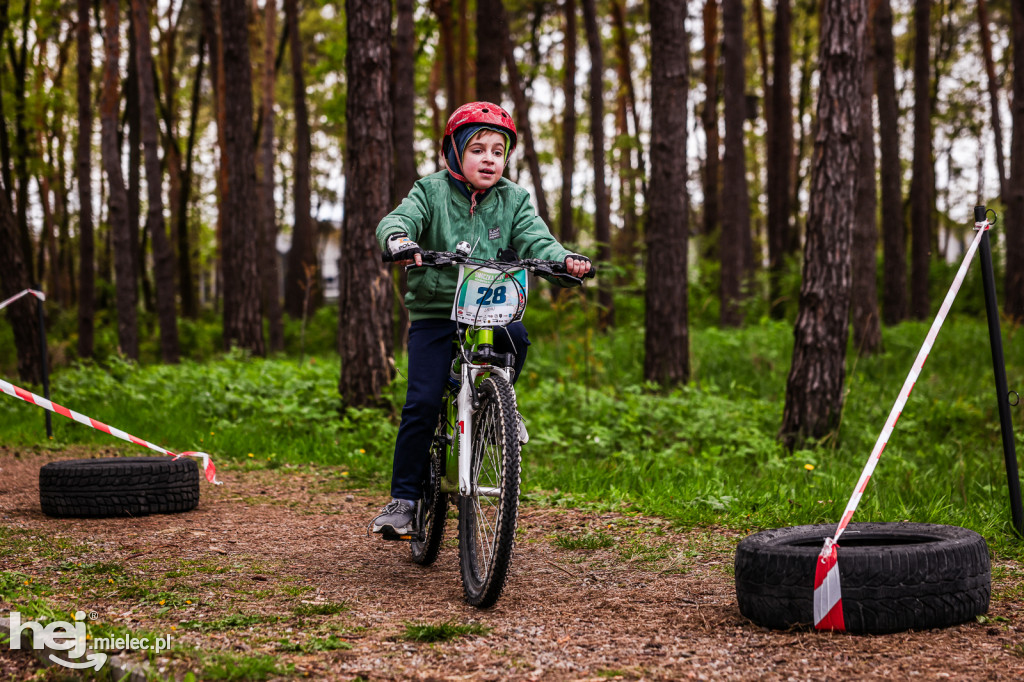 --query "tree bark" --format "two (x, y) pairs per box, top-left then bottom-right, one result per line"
(501, 4), (550, 226)
(283, 0), (319, 319)
(220, 0), (264, 353)
(339, 0), (394, 406)
(561, 0), (577, 251)
(126, 8), (144, 311)
(1007, 1), (1024, 321)
(909, 0), (933, 320)
(978, 0), (1007, 203)
(132, 0), (179, 363)
(434, 0), (457, 111)
(720, 0), (749, 326)
(852, 0), (881, 355)
(780, 0), (865, 449)
(100, 0), (139, 360)
(0, 190), (42, 383)
(177, 29), (204, 319)
(259, 0), (284, 352)
(76, 0), (94, 358)
(392, 0), (415, 350)
(701, 0), (720, 243)
(200, 0), (227, 310)
(610, 0), (639, 272)
(875, 0), (907, 325)
(582, 0), (613, 329)
(10, 0), (33, 282)
(767, 0), (792, 318)
(475, 0), (503, 104)
(559, 0), (577, 249)
(645, 0), (689, 387)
